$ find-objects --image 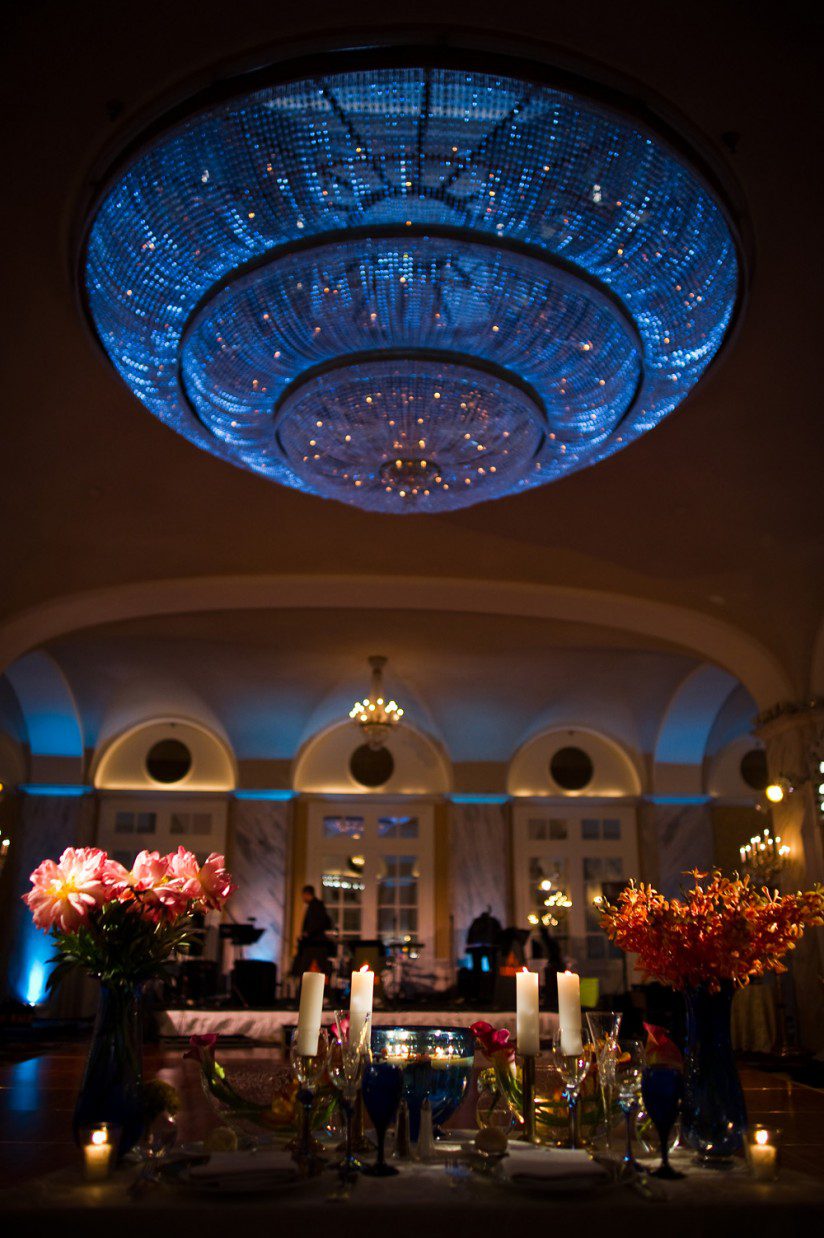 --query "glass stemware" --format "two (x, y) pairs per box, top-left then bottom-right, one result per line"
(586, 1011), (622, 1151)
(361, 1061), (405, 1176)
(641, 1064), (685, 1180)
(327, 1012), (371, 1175)
(289, 1027), (329, 1169)
(615, 1040), (646, 1173)
(549, 1027), (590, 1150)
